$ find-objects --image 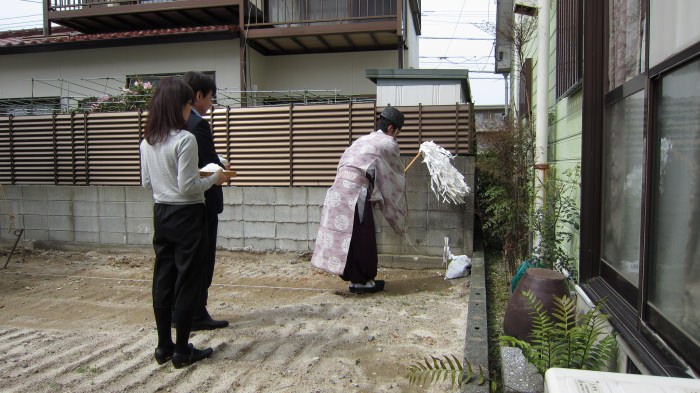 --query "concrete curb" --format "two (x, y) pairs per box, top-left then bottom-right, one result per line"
(462, 249), (490, 393)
